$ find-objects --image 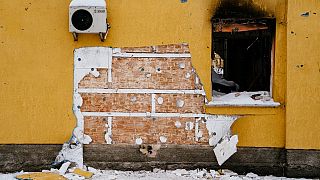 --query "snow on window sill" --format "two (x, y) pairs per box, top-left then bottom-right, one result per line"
(206, 91), (280, 107)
